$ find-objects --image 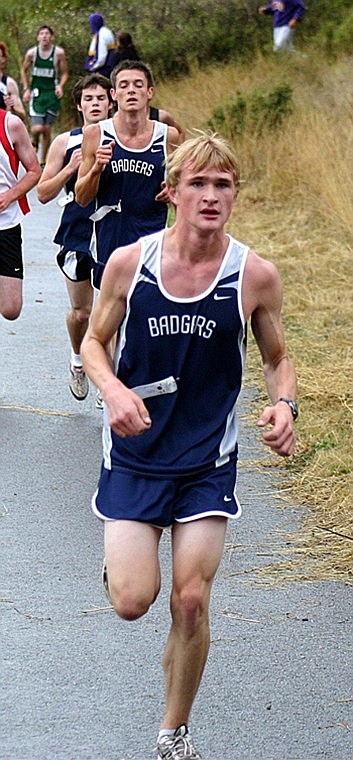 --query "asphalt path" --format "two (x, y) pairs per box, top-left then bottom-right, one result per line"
(1, 190), (352, 759)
